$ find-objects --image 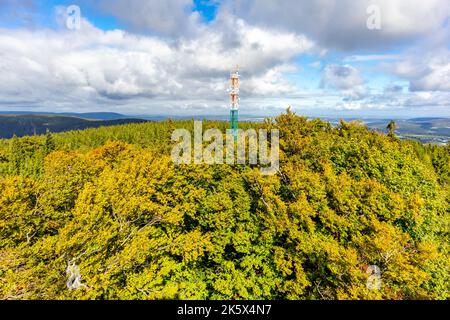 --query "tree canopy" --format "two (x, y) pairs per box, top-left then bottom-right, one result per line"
(0, 111), (448, 300)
